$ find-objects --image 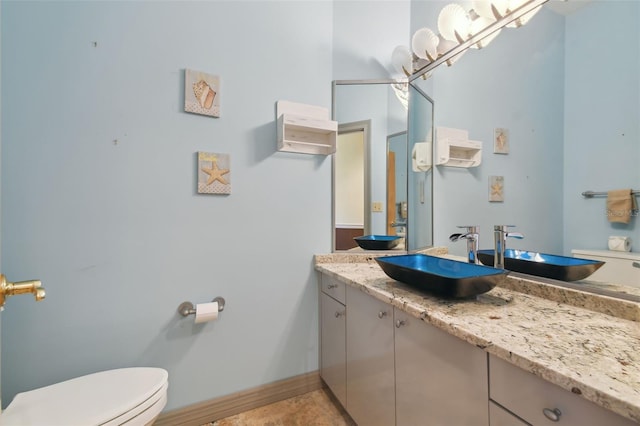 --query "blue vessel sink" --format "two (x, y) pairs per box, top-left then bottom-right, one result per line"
(476, 249), (605, 282)
(354, 235), (402, 250)
(375, 254), (509, 298)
